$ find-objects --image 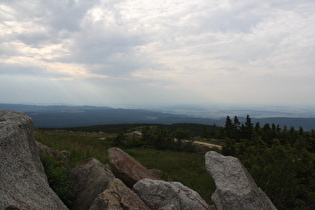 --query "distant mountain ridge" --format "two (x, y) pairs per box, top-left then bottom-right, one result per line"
(0, 104), (220, 128)
(1, 104), (314, 130)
